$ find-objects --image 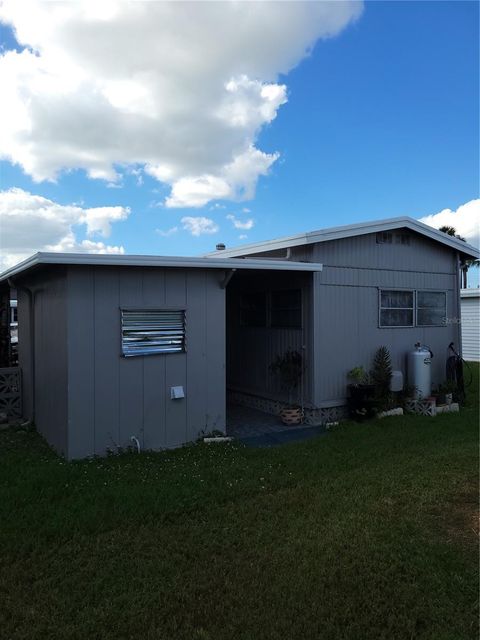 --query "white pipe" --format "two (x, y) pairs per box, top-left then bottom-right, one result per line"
(130, 435), (141, 453)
